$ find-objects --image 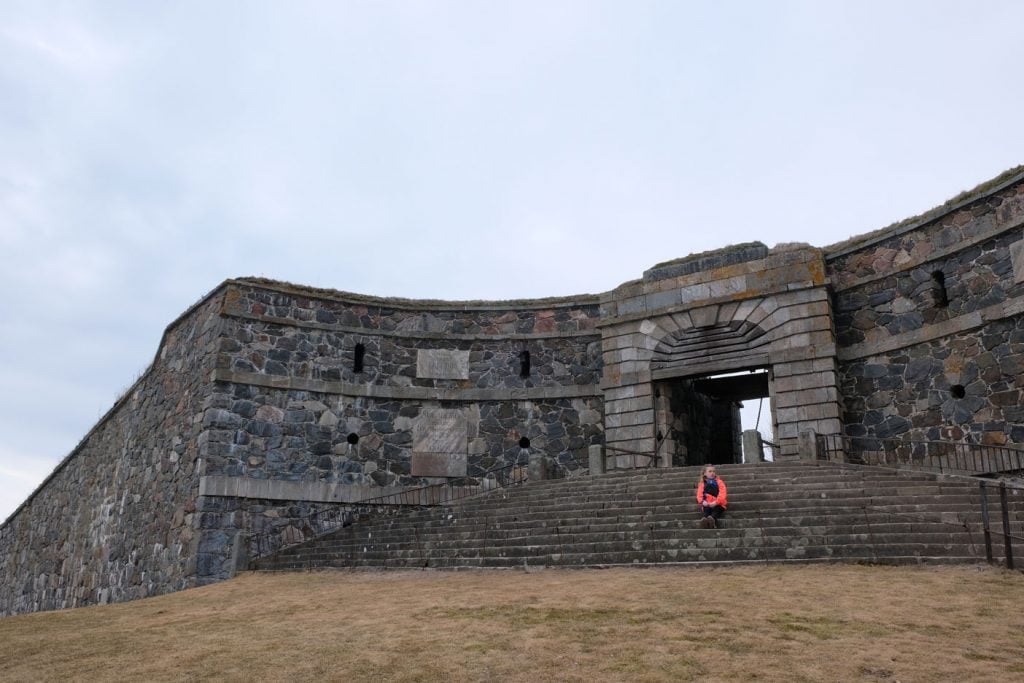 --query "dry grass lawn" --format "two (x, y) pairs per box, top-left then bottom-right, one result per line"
(2, 564), (1023, 682)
